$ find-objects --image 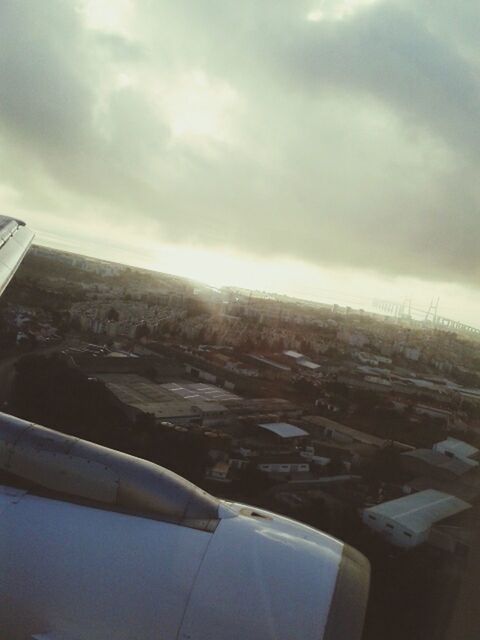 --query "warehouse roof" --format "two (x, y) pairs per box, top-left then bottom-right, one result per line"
(304, 415), (386, 448)
(365, 489), (471, 534)
(258, 422), (309, 439)
(283, 350), (305, 359)
(405, 477), (480, 503)
(97, 373), (208, 420)
(161, 381), (239, 403)
(248, 355), (291, 371)
(298, 359), (321, 370)
(402, 449), (477, 476)
(434, 437), (479, 459)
